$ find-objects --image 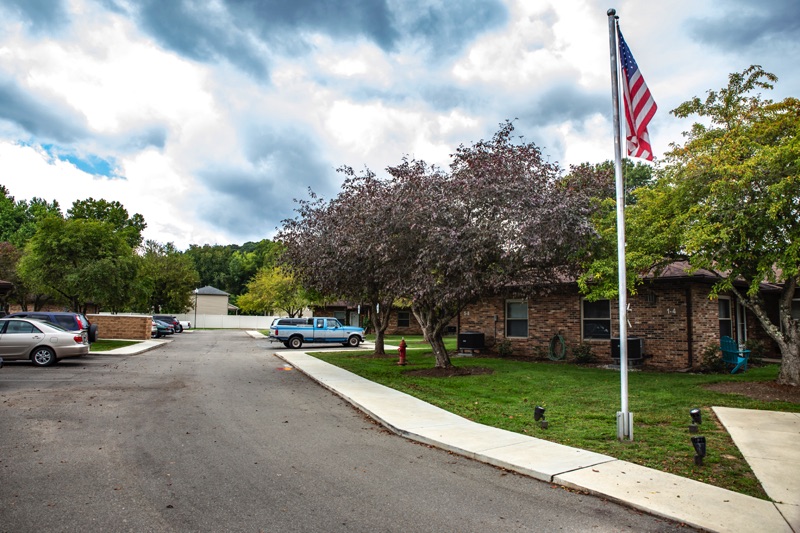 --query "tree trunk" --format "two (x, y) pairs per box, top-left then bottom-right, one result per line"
(429, 330), (450, 368)
(736, 279), (799, 386)
(413, 305), (454, 369)
(369, 299), (393, 355)
(777, 342), (800, 386)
